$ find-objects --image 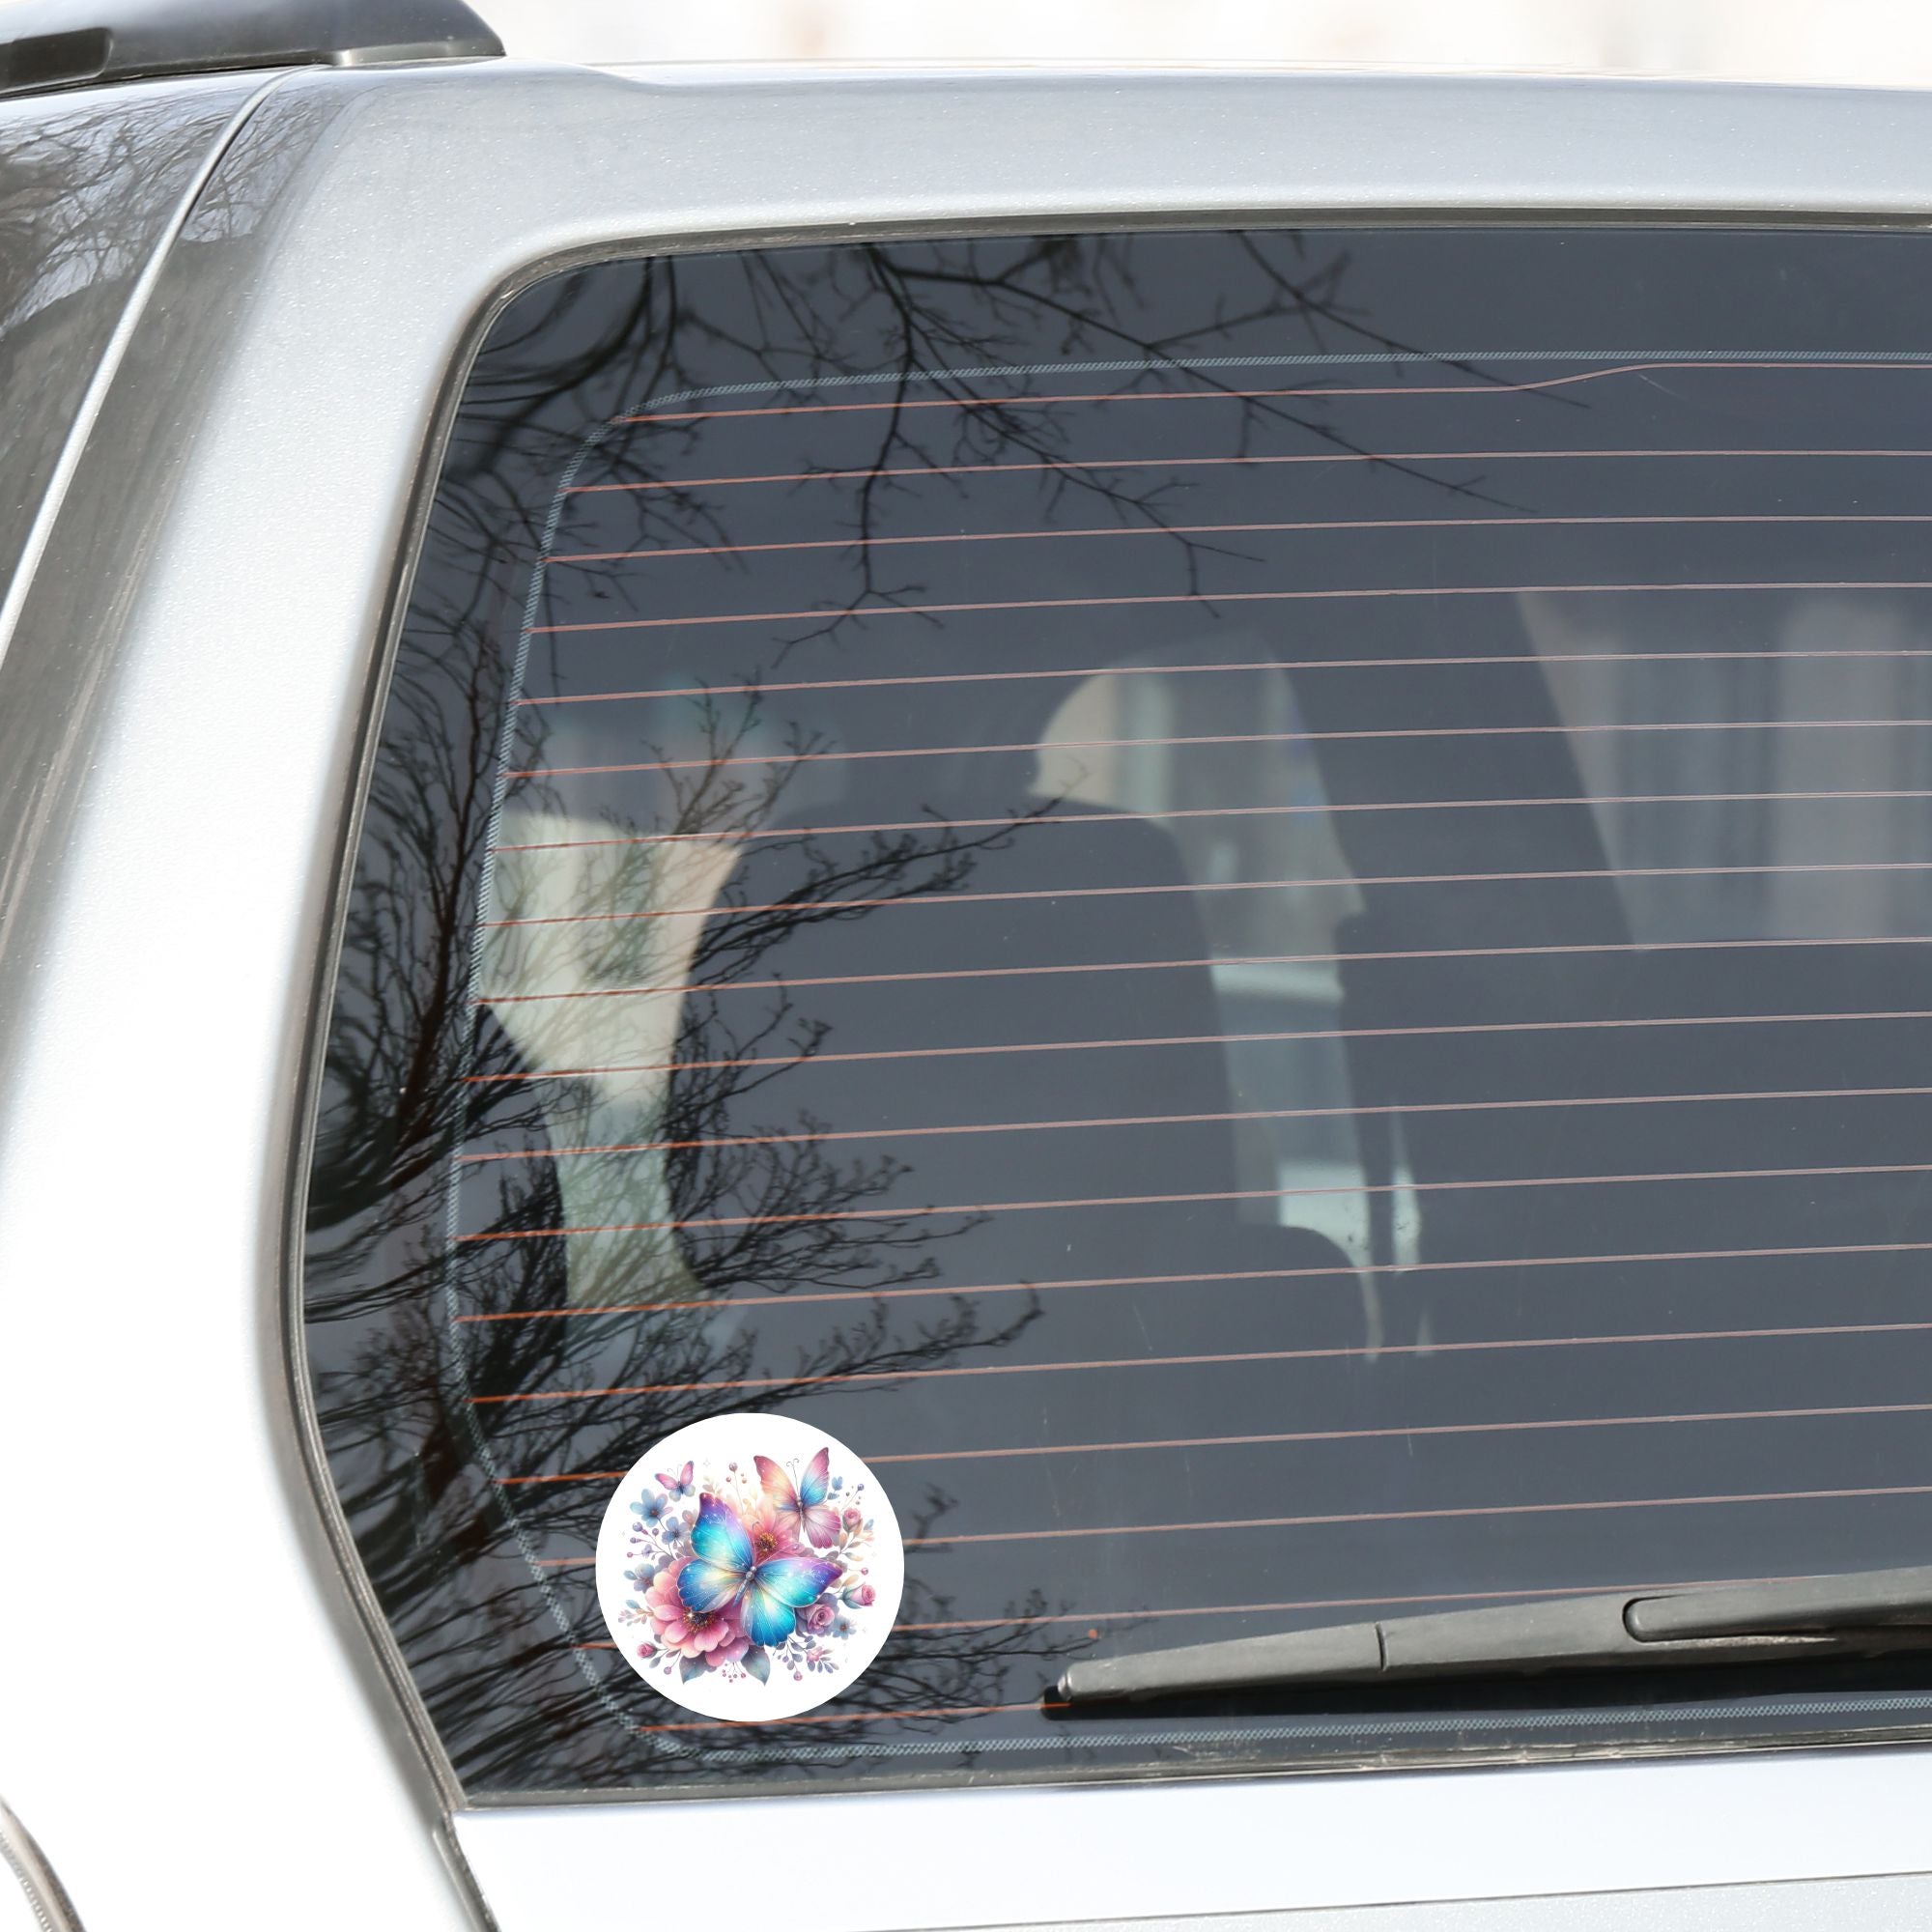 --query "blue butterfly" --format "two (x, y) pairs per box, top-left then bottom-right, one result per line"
(678, 1495), (839, 1649)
